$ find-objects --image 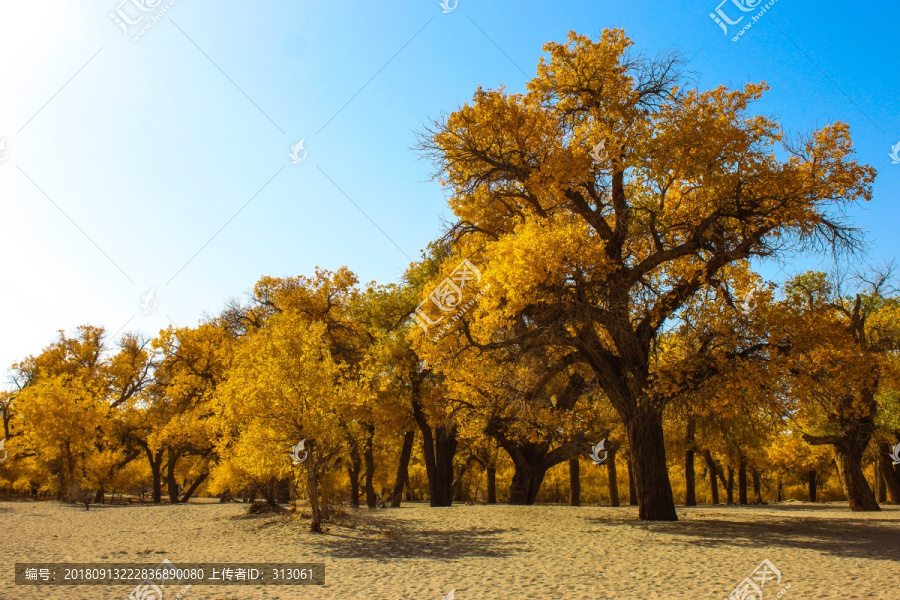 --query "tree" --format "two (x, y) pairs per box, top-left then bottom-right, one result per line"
(779, 270), (900, 511)
(418, 29), (873, 519)
(213, 314), (348, 533)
